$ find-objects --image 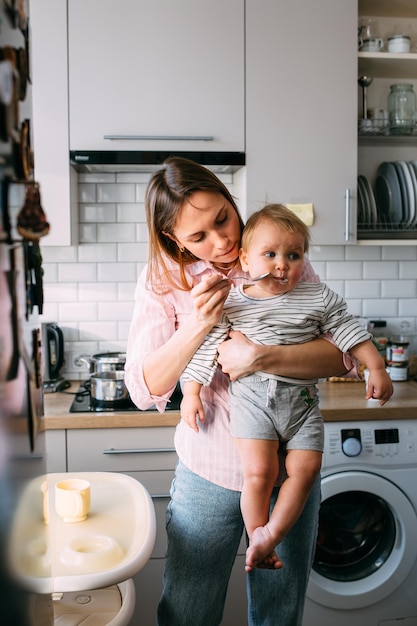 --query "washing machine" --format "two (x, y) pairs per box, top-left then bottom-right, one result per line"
(303, 418), (417, 626)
